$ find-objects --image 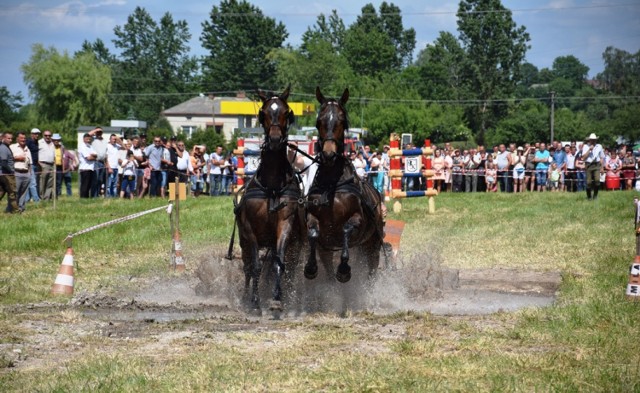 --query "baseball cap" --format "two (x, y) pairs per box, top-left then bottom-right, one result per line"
(31, 128), (41, 134)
